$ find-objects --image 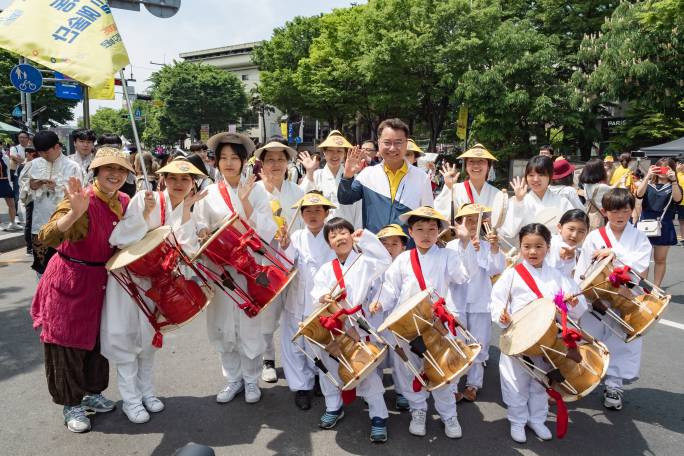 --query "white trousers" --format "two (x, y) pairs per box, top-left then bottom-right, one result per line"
(390, 349), (456, 421)
(220, 350), (261, 385)
(499, 353), (548, 425)
(462, 312), (491, 390)
(280, 310), (316, 391)
(318, 348), (388, 419)
(117, 353), (157, 406)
